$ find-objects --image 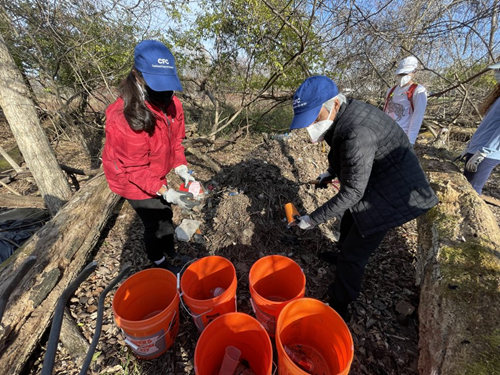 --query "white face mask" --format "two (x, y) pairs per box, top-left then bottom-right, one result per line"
(398, 75), (412, 87)
(307, 107), (334, 143)
(494, 70), (500, 83)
